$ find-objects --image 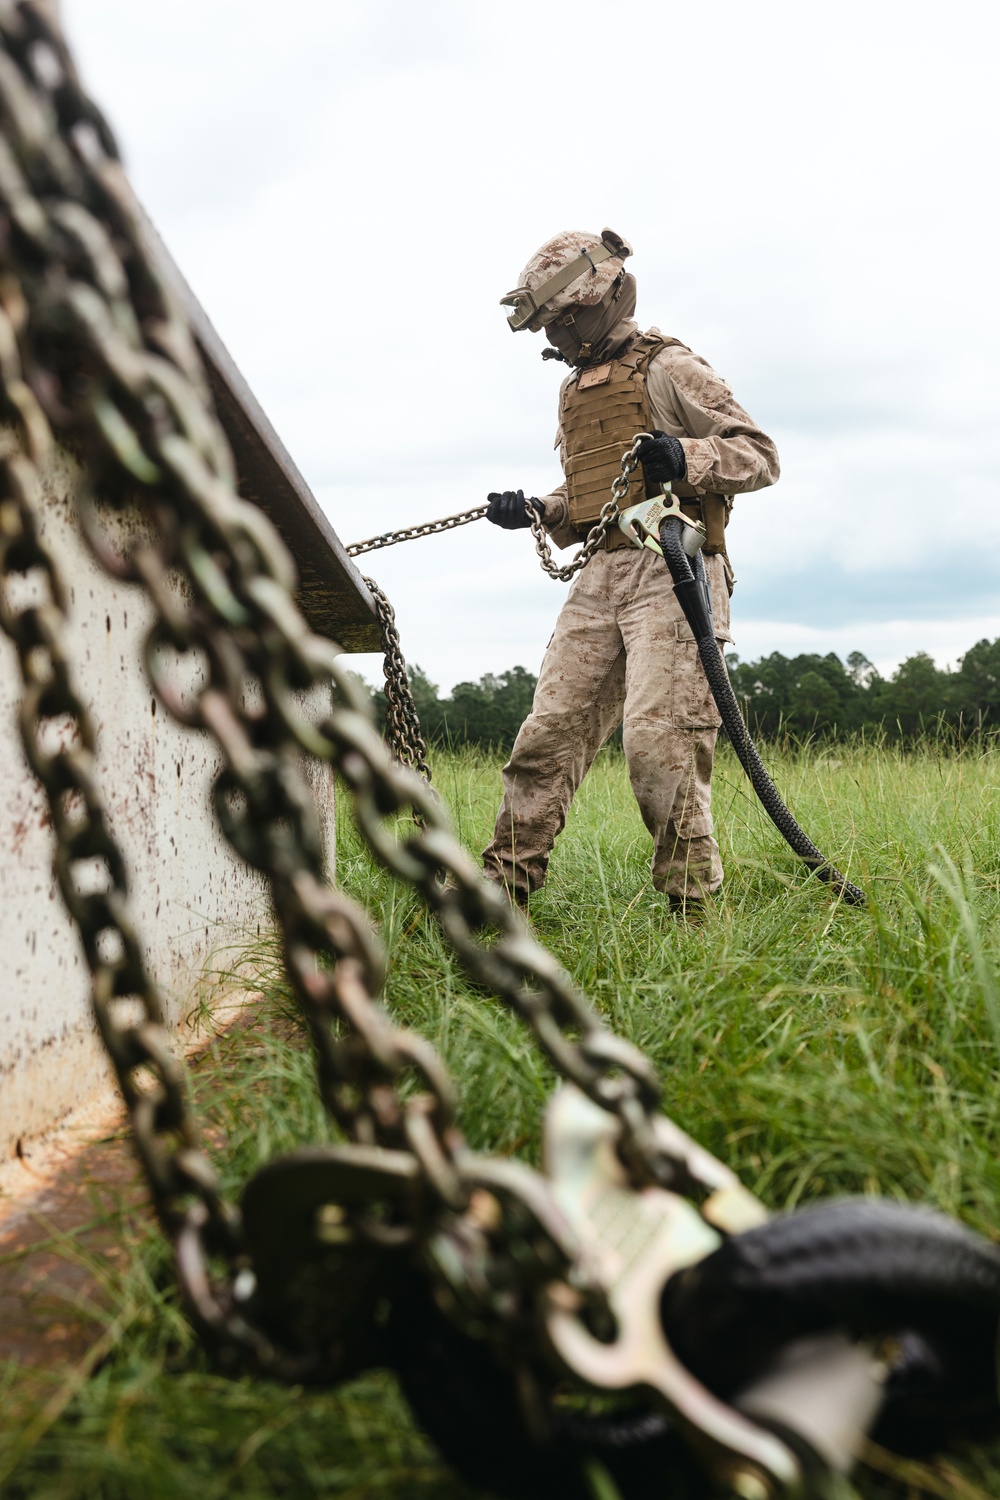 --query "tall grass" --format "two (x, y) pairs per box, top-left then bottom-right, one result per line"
(4, 739), (1000, 1497)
